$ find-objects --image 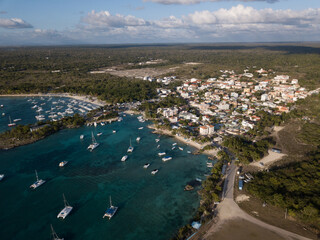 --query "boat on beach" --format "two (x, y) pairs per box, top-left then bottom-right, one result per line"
(87, 132), (99, 151)
(30, 170), (46, 189)
(57, 194), (73, 219)
(103, 196), (118, 219)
